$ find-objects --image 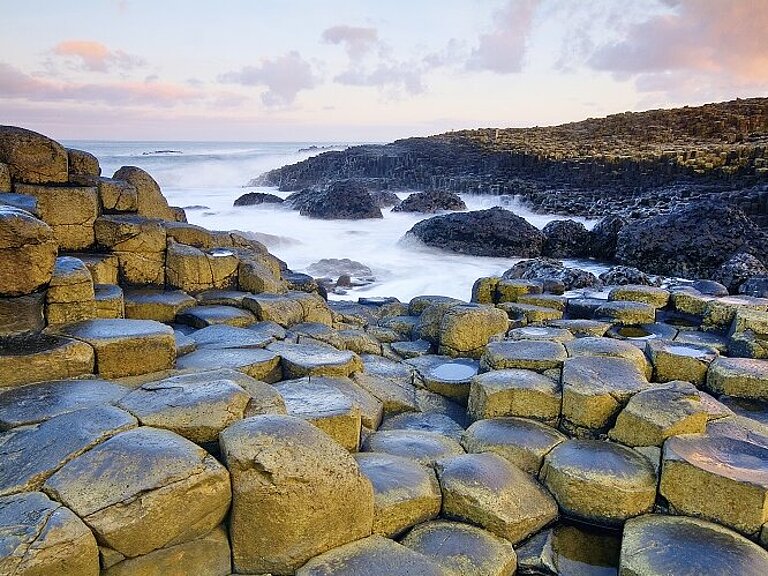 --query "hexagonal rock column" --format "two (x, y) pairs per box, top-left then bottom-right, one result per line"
(354, 452), (441, 537)
(0, 126), (69, 184)
(363, 429), (465, 467)
(117, 371), (256, 444)
(706, 357), (768, 401)
(480, 340), (567, 373)
(0, 405), (136, 495)
(274, 379), (362, 451)
(58, 318), (176, 378)
(94, 215), (167, 286)
(112, 166), (176, 220)
(97, 177), (137, 213)
(267, 341), (363, 379)
(296, 535), (455, 576)
(620, 514), (768, 576)
(437, 304), (509, 358)
(608, 284), (670, 308)
(401, 520), (517, 576)
(468, 368), (561, 423)
(15, 184), (99, 250)
(0, 334), (94, 388)
(565, 336), (651, 378)
(0, 491), (99, 576)
(176, 304), (256, 328)
(561, 356), (650, 436)
(0, 206), (57, 297)
(101, 525), (231, 576)
(45, 256), (96, 325)
(43, 427), (231, 559)
(645, 339), (718, 385)
(0, 292), (45, 337)
(436, 452), (558, 544)
(219, 415), (374, 575)
(461, 417), (567, 475)
(123, 288), (196, 322)
(539, 440), (657, 527)
(175, 347), (281, 382)
(406, 355), (479, 403)
(595, 301), (657, 325)
(608, 381), (710, 447)
(165, 240), (239, 293)
(660, 433), (768, 537)
(94, 284), (124, 319)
